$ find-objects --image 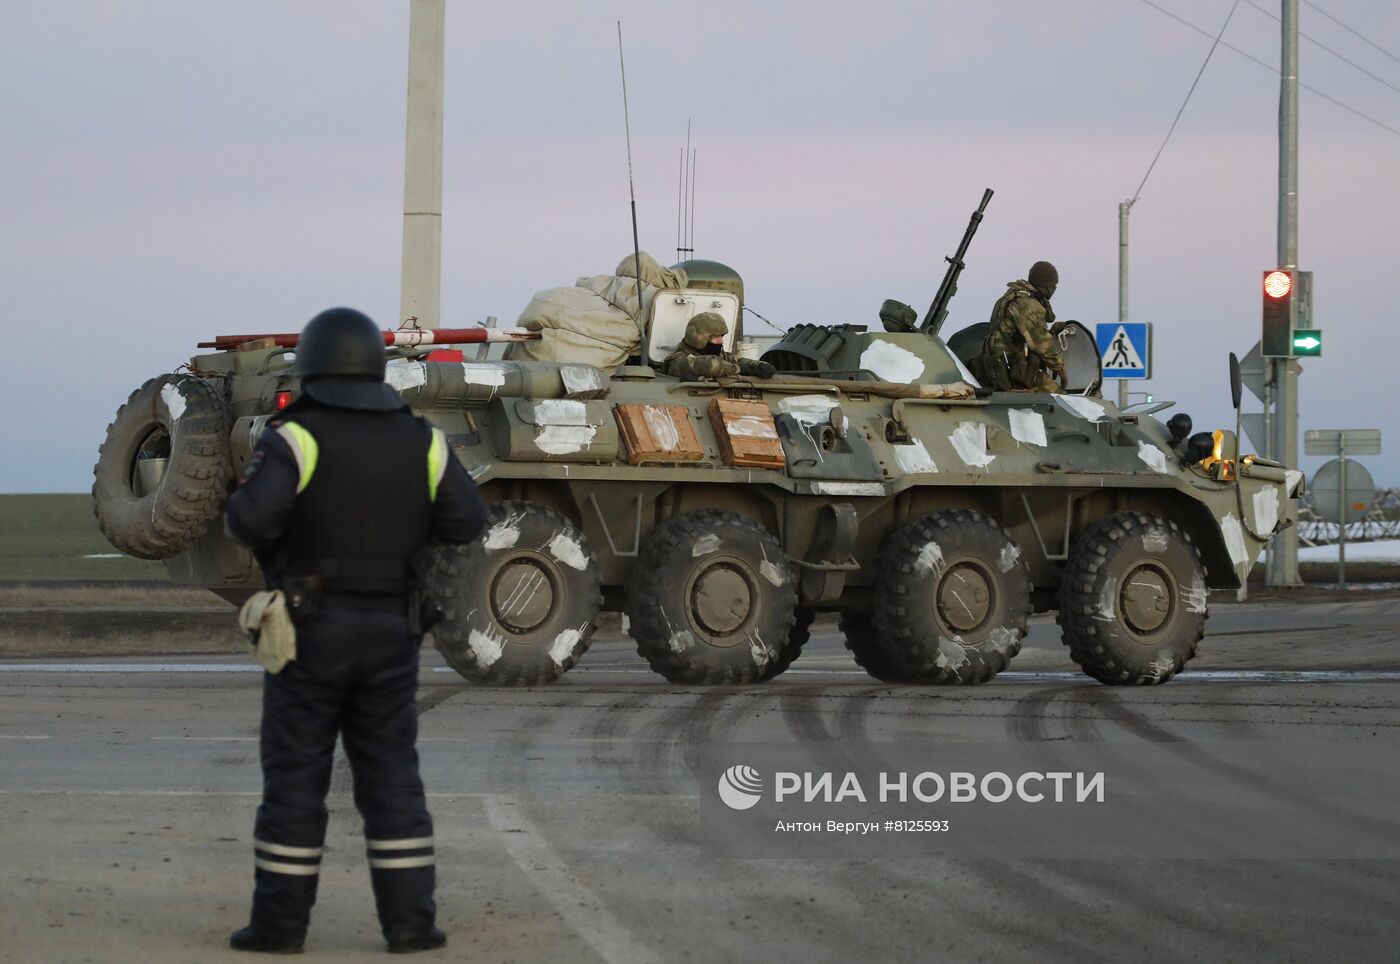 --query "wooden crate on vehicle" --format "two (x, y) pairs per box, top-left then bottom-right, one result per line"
(614, 404), (705, 464)
(707, 396), (785, 469)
